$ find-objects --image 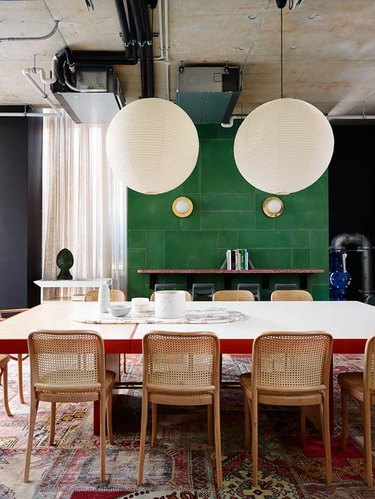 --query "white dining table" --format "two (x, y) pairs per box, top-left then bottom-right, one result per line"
(0, 299), (373, 434)
(0, 299), (374, 355)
